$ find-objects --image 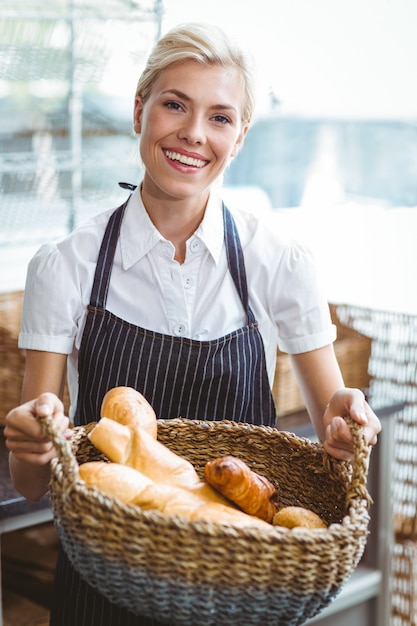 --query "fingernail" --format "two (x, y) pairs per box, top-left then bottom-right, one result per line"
(37, 404), (51, 415)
